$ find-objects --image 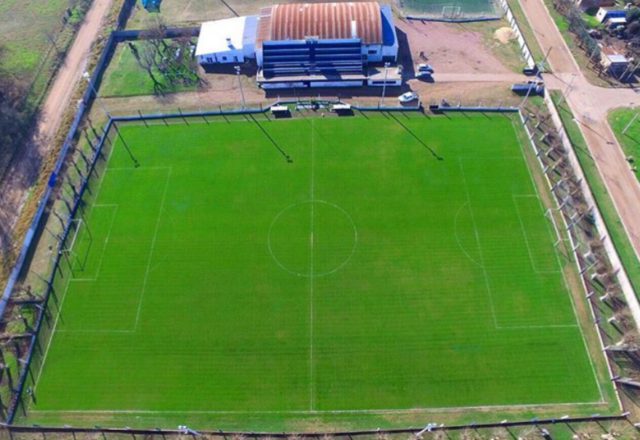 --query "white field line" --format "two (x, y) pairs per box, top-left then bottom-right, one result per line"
(32, 270), (73, 397)
(69, 204), (119, 282)
(31, 140), (122, 398)
(458, 159), (499, 329)
(133, 167), (172, 331)
(29, 400), (608, 416)
(498, 324), (578, 330)
(106, 166), (172, 172)
(57, 328), (133, 334)
(511, 194), (562, 275)
(517, 113), (607, 404)
(308, 119), (315, 412)
(453, 202), (484, 269)
(510, 120), (571, 274)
